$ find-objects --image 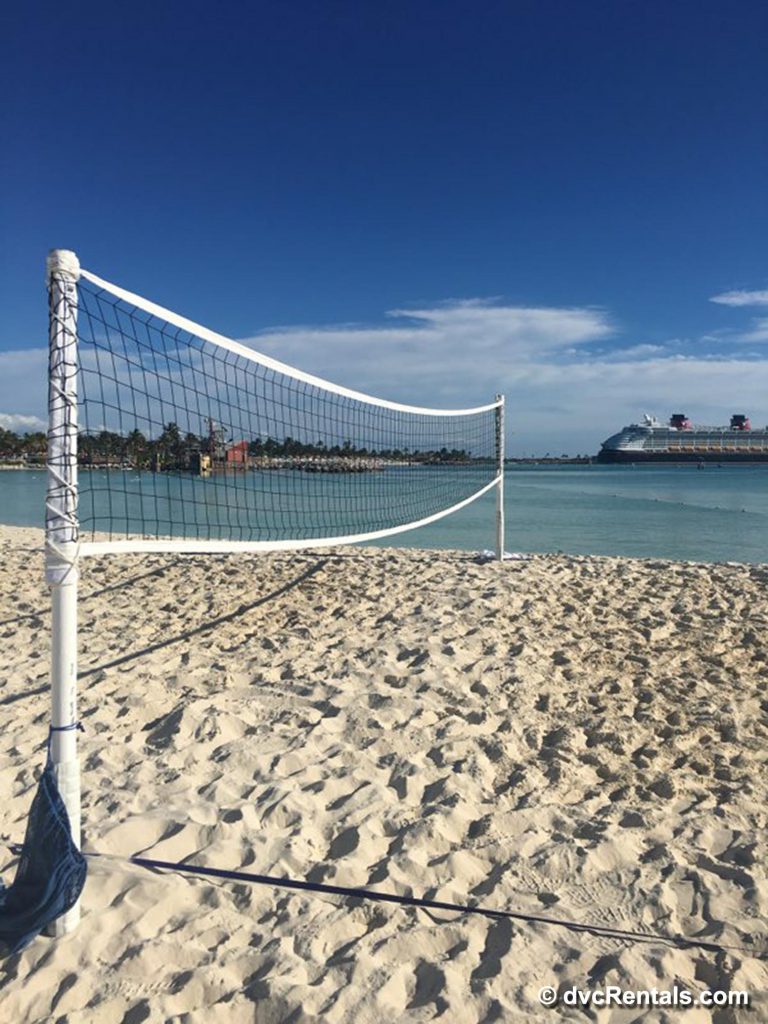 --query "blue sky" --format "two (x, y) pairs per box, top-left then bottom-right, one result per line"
(2, 0), (767, 454)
